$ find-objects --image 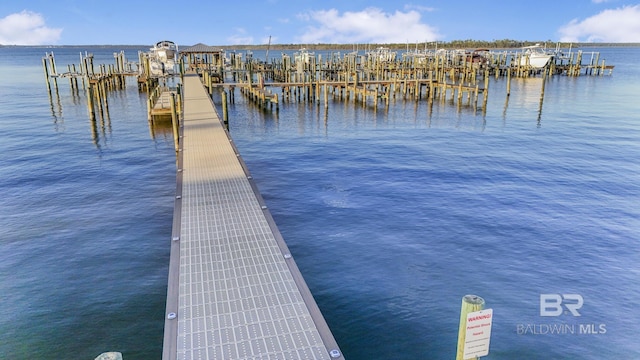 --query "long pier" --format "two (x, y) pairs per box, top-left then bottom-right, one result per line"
(162, 72), (343, 359)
